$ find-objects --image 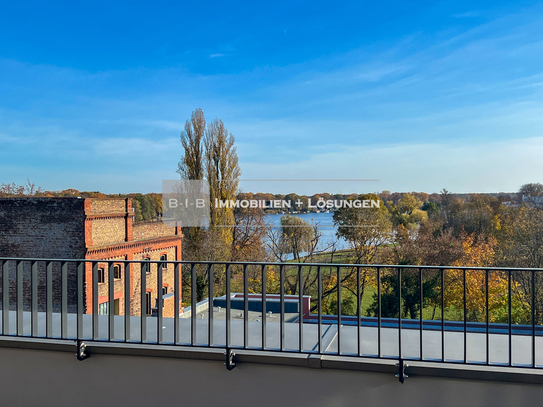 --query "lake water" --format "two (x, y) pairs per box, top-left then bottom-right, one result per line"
(264, 212), (350, 254)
